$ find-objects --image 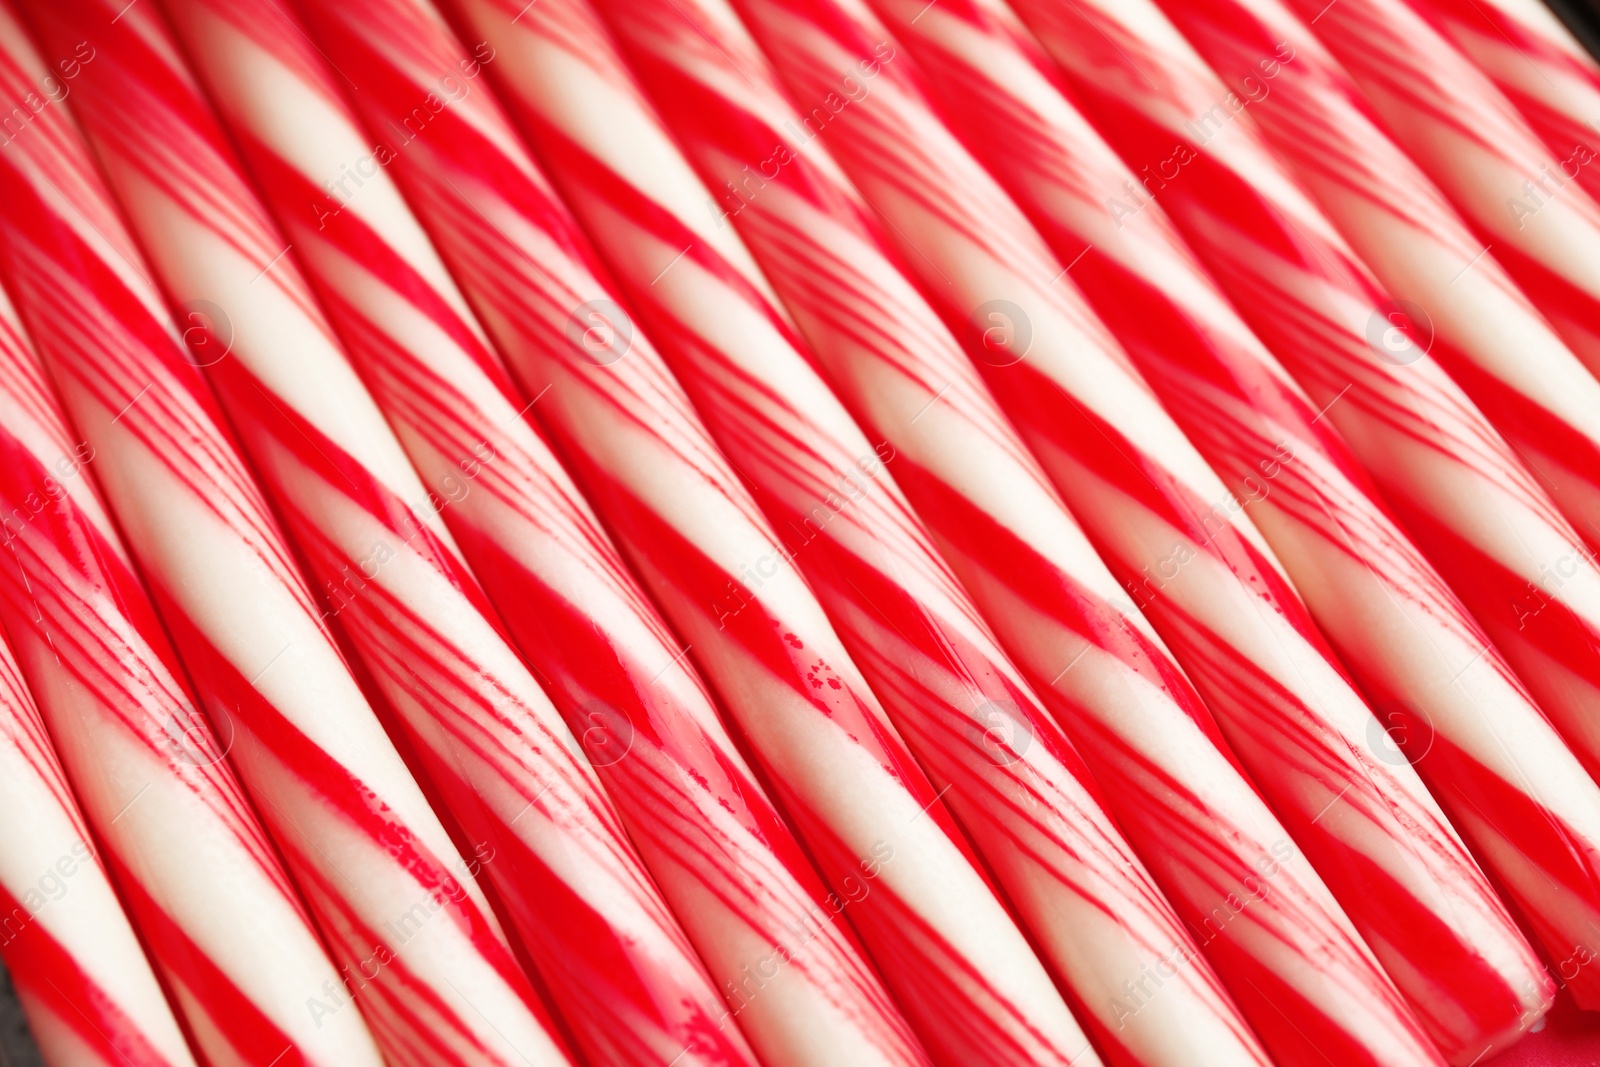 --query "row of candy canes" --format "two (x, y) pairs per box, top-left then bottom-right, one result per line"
(248, 0), (1103, 1061)
(0, 654), (183, 1067)
(0, 156), (390, 1067)
(1003, 0), (1600, 1020)
(704, 0), (1567, 1063)
(176, 0), (936, 1063)
(3, 0), (1600, 1062)
(409, 0), (1404, 1059)
(1156, 0), (1600, 551)
(555, 0), (1475, 1063)
(1128, 0), (1600, 786)
(441, 0), (1561, 1062)
(252, 0), (1465, 1062)
(438, 0), (1600, 1054)
(1157, 0), (1600, 1004)
(49, 0), (931, 1062)
(356, 0), (1600, 1062)
(0, 317), (198, 1066)
(300, 0), (1274, 1062)
(21, 0), (781, 1062)
(0, 4), (574, 1065)
(0, 2), (1452, 1067)
(0, 2), (931, 1066)
(1297, 0), (1600, 385)
(0, 0), (1034, 1064)
(857, 0), (1600, 1058)
(1420, 0), (1600, 214)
